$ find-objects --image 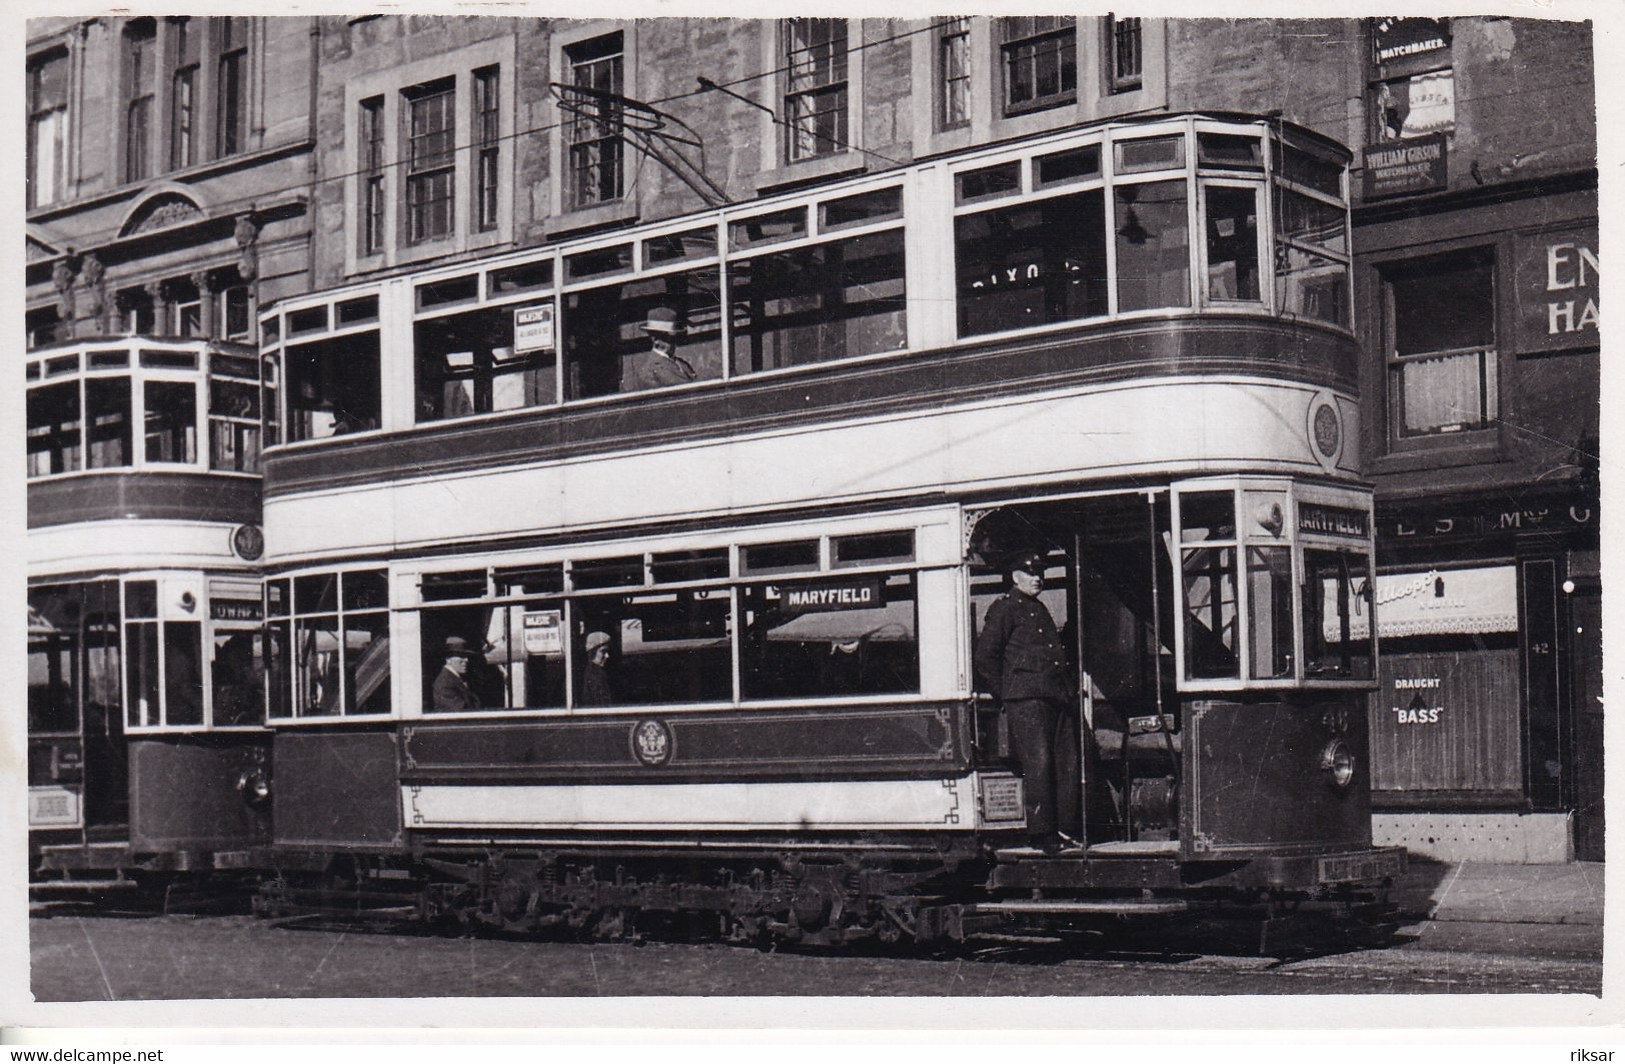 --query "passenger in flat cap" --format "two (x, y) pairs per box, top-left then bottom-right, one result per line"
(973, 551), (1082, 854)
(579, 630), (614, 707)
